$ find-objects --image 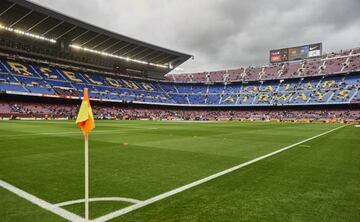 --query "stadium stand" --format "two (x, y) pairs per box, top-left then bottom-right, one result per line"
(1, 100), (358, 123)
(0, 55), (359, 108)
(166, 48), (360, 83)
(0, 0), (358, 122)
